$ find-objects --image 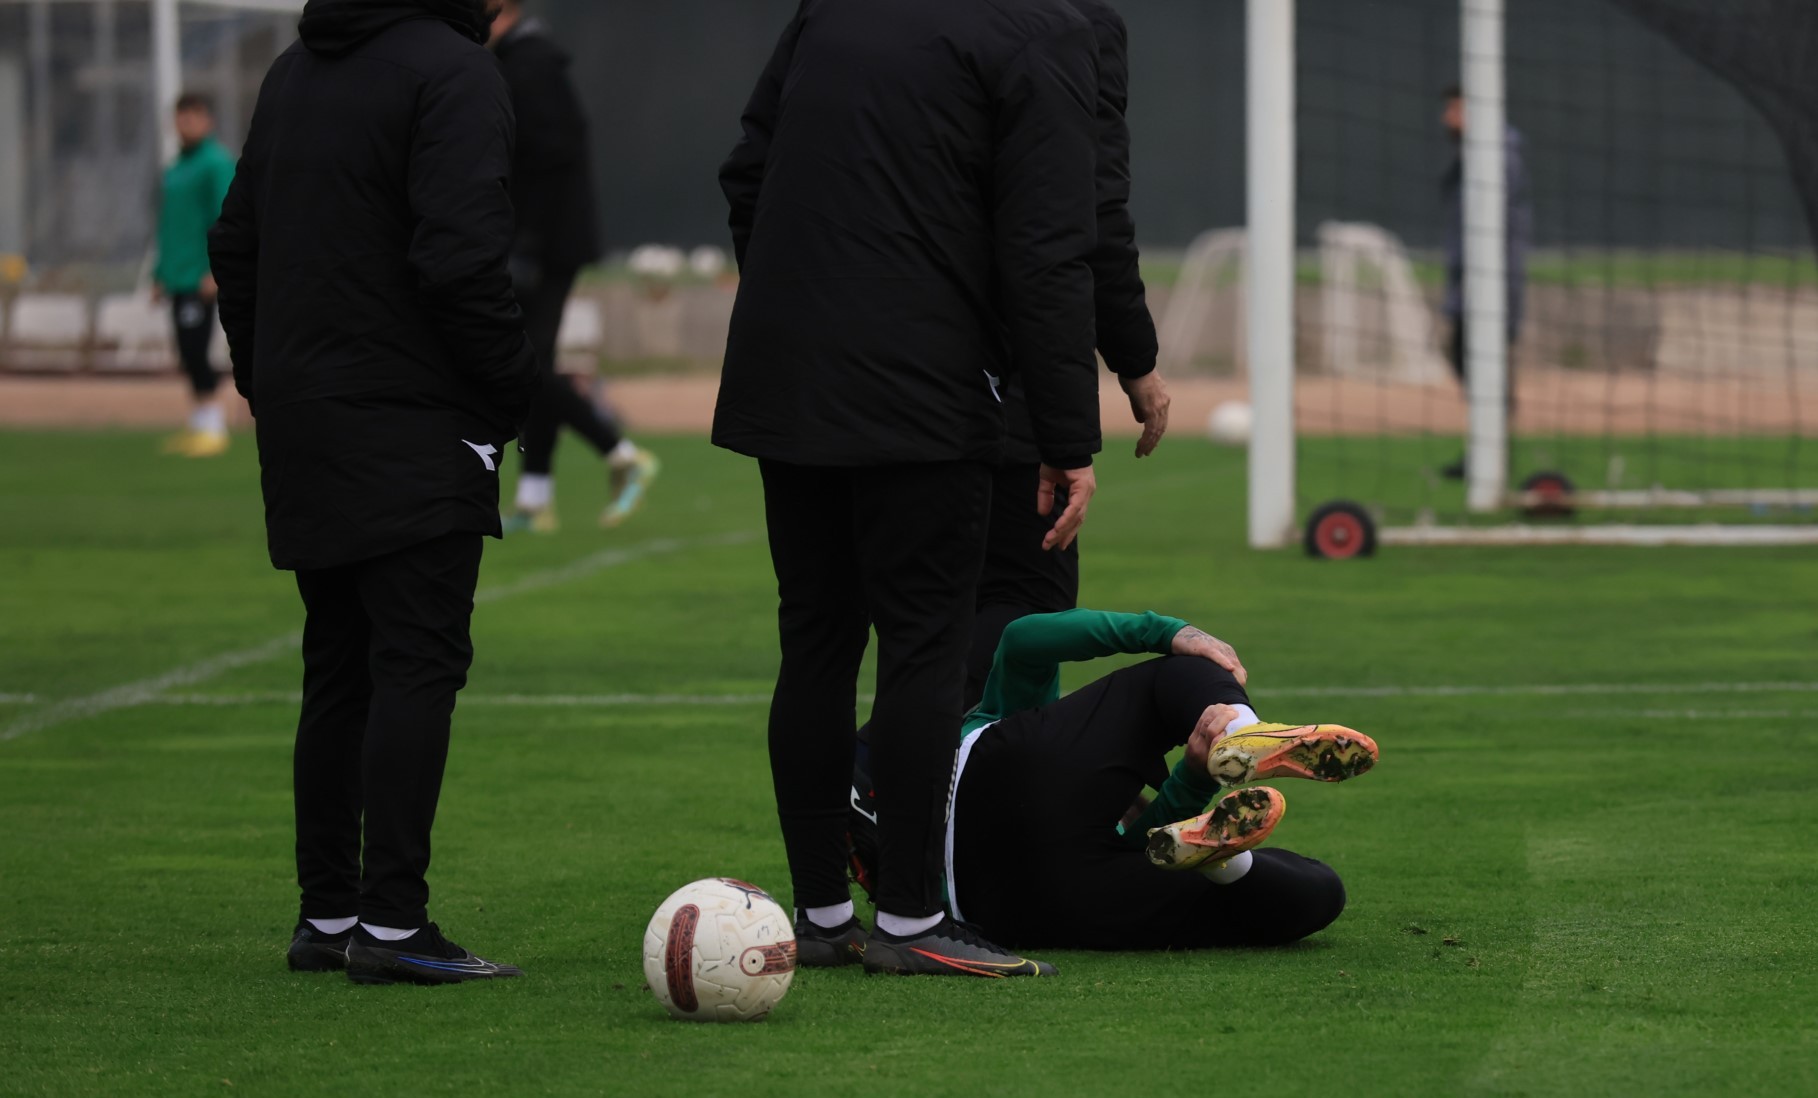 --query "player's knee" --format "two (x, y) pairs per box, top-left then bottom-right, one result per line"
(1265, 850), (1352, 945)
(1300, 864), (1347, 937)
